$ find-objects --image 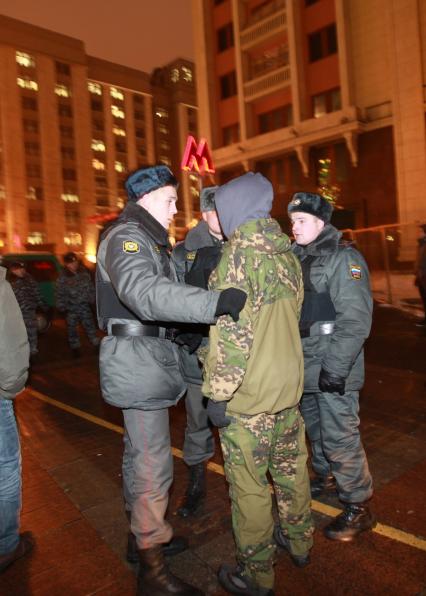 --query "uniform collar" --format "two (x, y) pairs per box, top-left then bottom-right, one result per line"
(120, 202), (170, 248)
